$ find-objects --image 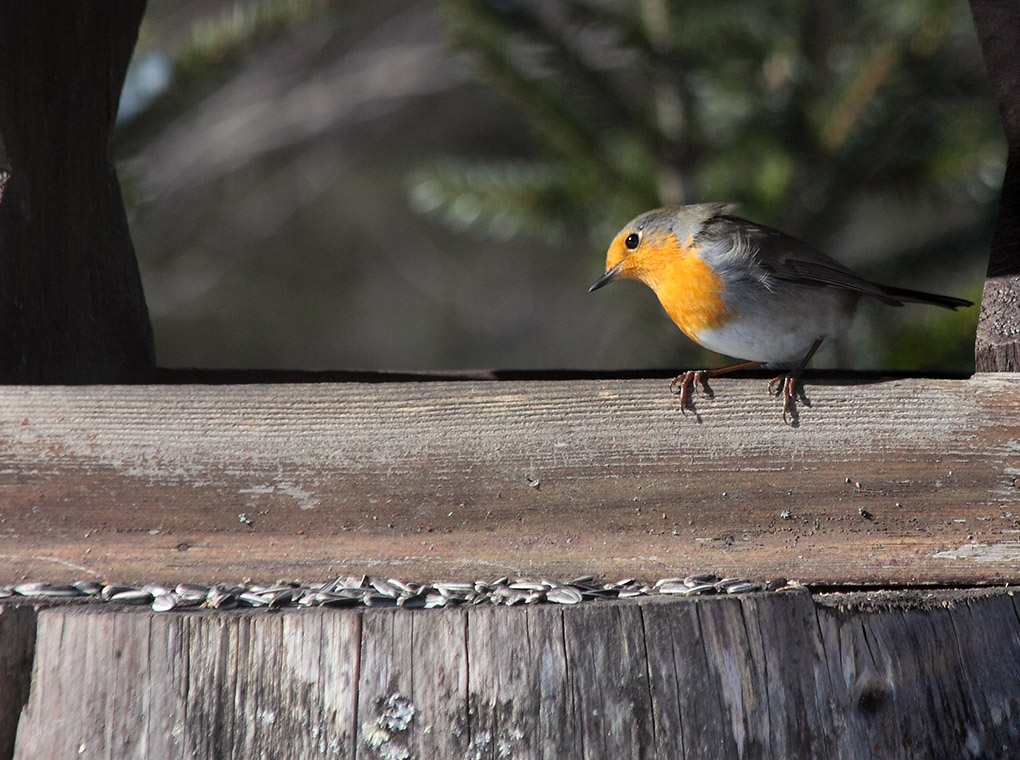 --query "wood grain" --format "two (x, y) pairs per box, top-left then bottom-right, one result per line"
(12, 589), (1020, 758)
(579, 604), (660, 757)
(0, 375), (1017, 586)
(976, 276), (1020, 370)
